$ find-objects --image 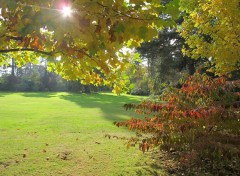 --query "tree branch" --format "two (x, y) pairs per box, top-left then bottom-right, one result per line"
(0, 48), (53, 56)
(6, 36), (23, 41)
